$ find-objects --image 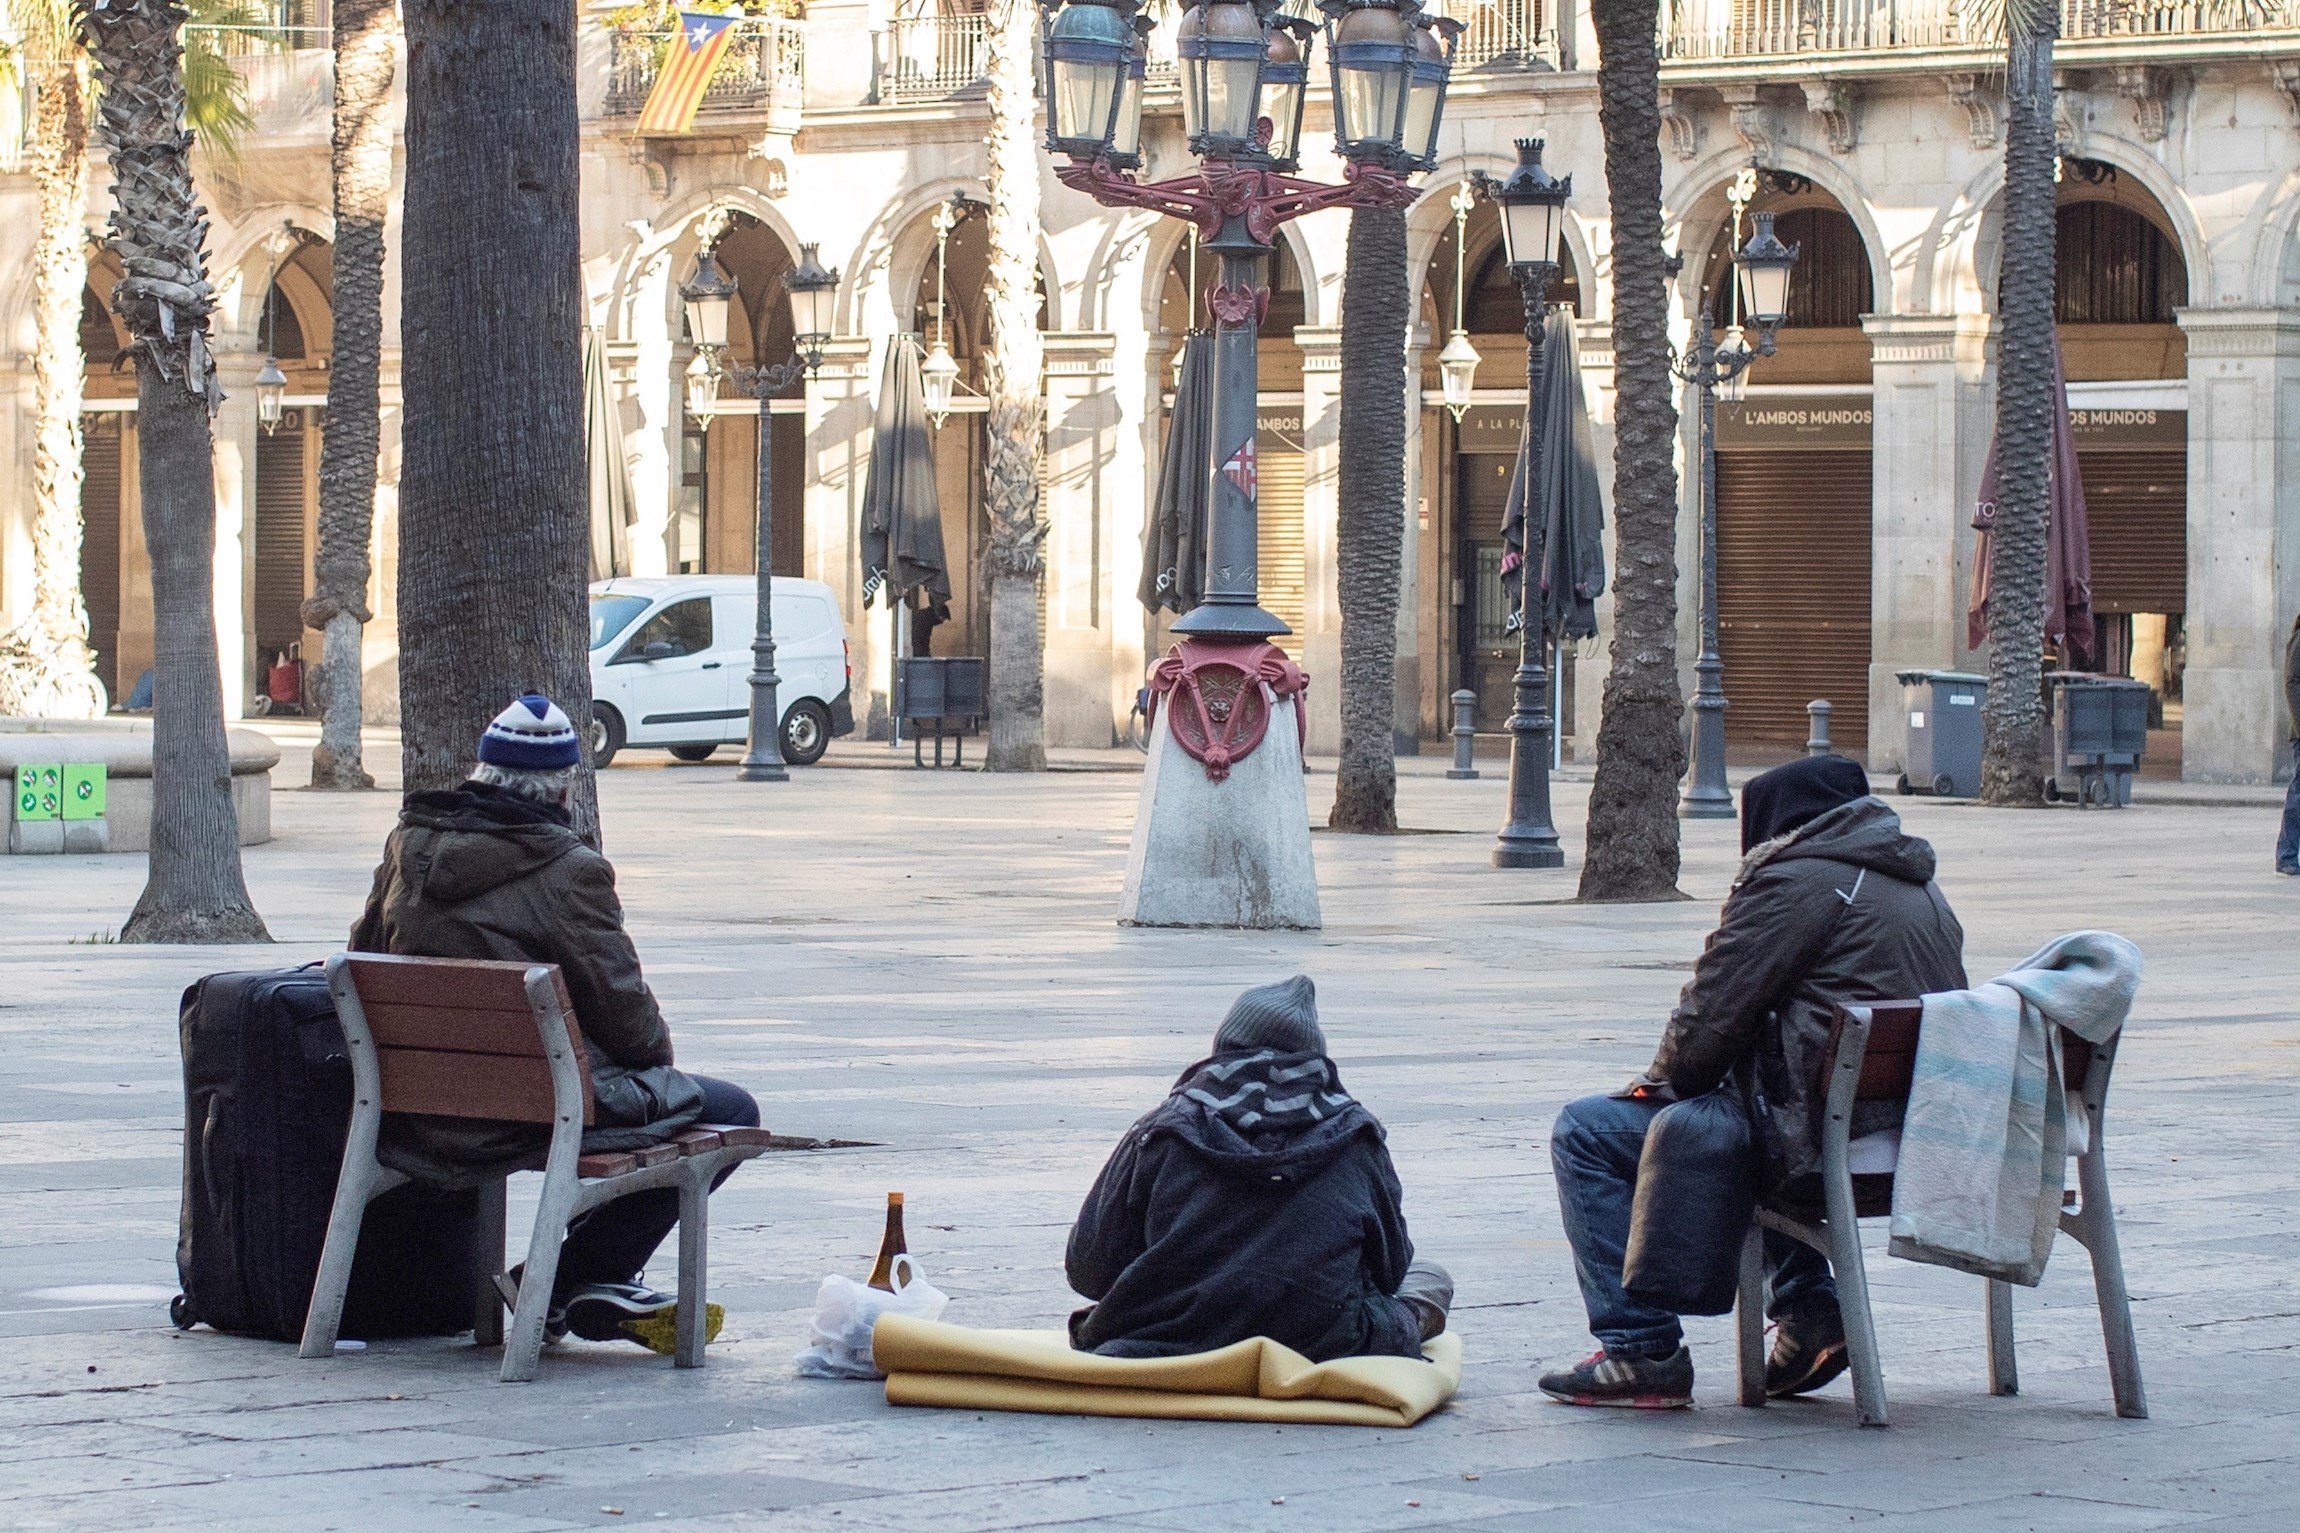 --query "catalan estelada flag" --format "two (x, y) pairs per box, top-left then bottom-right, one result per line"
(637, 10), (740, 135)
